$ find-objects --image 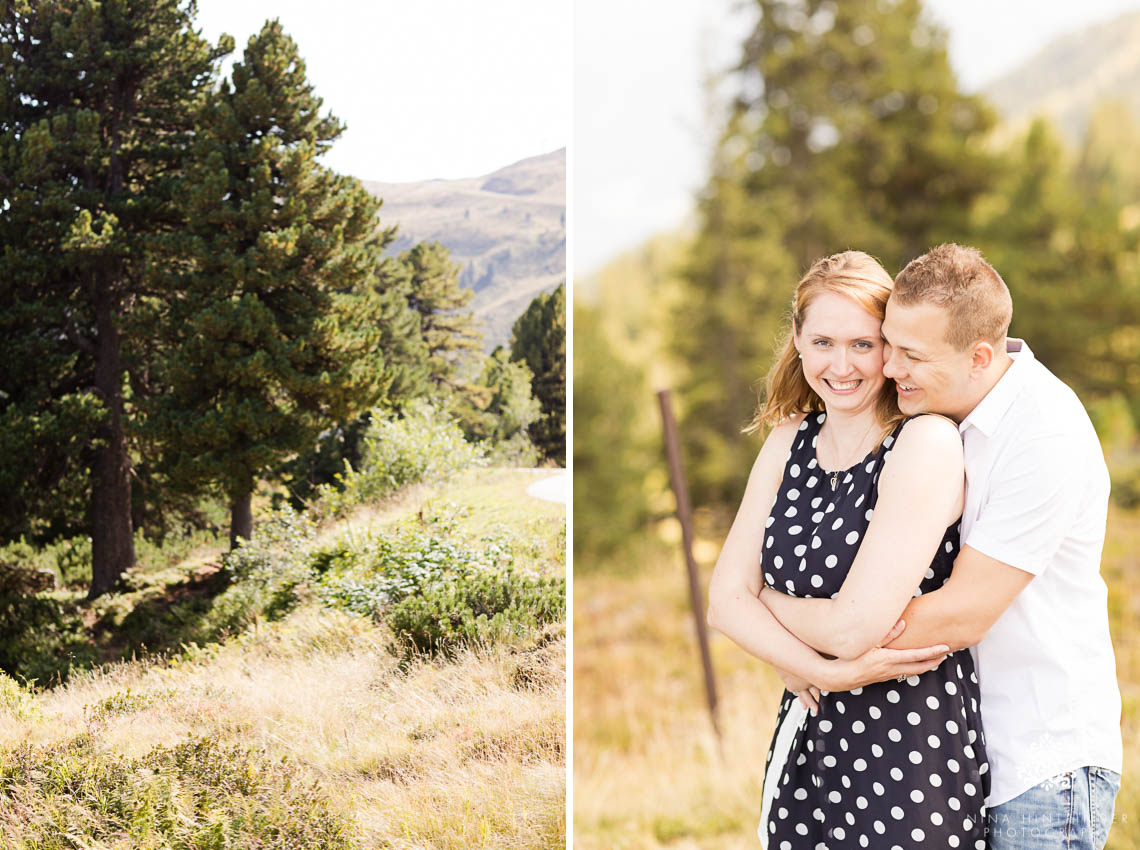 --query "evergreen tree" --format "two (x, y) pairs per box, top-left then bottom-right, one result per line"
(674, 0), (999, 507)
(0, 0), (226, 596)
(402, 241), (484, 400)
(510, 283), (566, 464)
(140, 20), (417, 549)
